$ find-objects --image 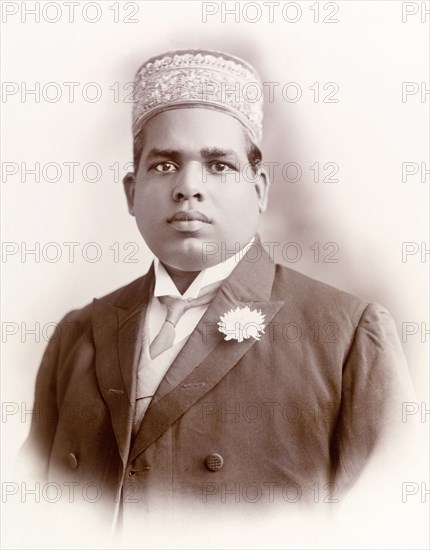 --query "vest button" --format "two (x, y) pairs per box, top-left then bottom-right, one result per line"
(68, 453), (78, 469)
(205, 453), (224, 472)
